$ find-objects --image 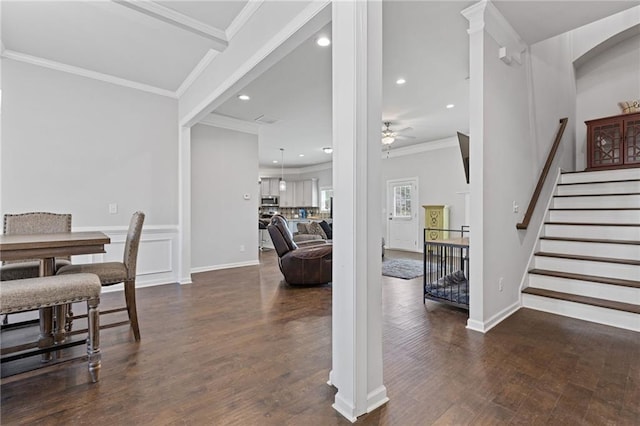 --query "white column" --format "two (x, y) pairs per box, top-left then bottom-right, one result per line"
(331, 0), (388, 422)
(461, 2), (486, 331)
(178, 125), (192, 284)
